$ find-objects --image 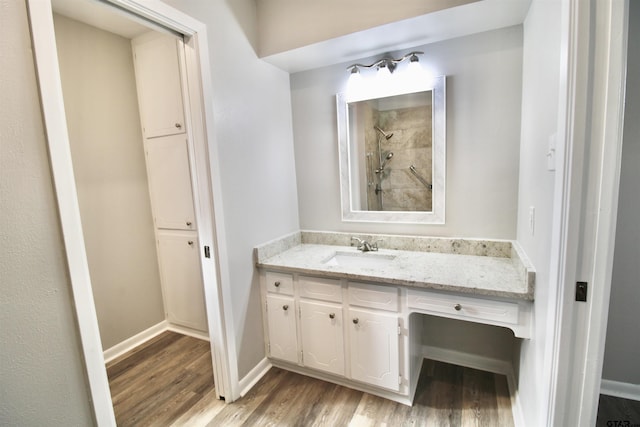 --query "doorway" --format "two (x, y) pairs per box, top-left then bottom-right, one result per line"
(596, 0), (640, 422)
(27, 0), (233, 424)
